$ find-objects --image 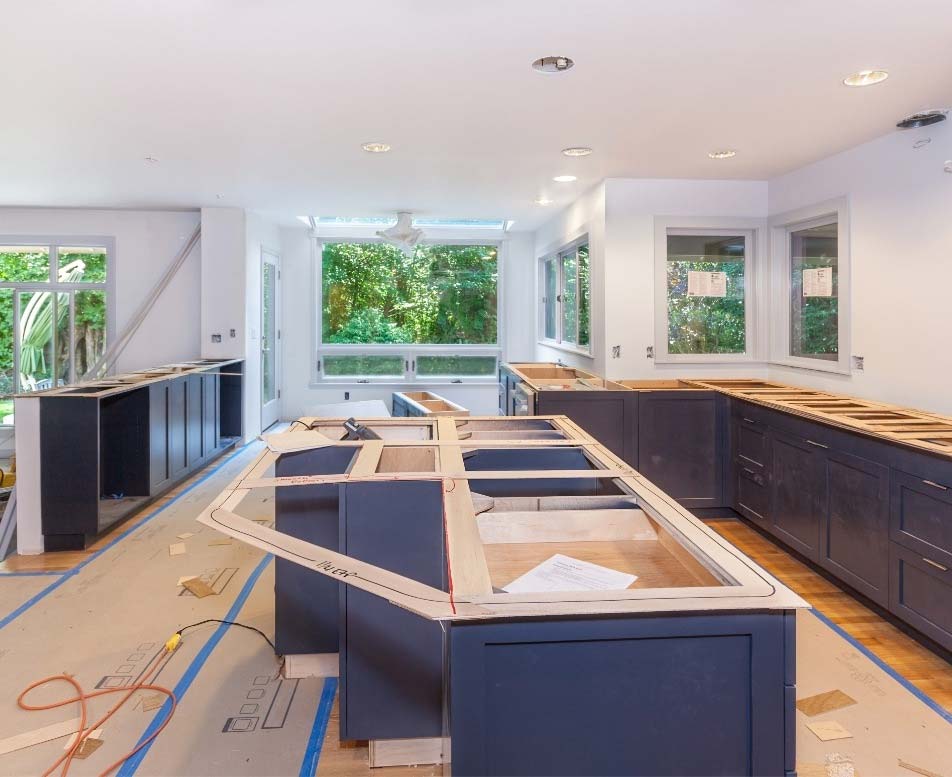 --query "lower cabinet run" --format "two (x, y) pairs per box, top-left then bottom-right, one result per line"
(729, 399), (952, 650)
